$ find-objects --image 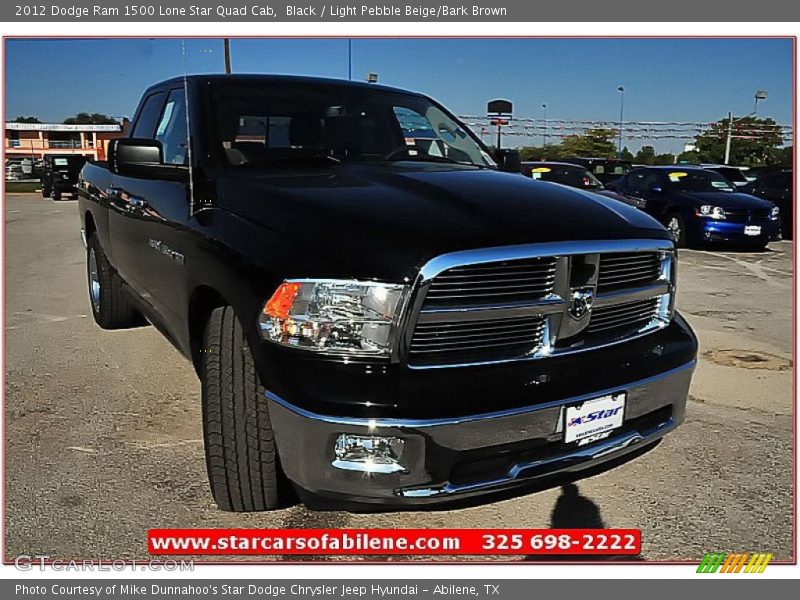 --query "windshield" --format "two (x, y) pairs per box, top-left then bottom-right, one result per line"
(664, 170), (736, 192)
(591, 162), (631, 177)
(527, 165), (603, 189)
(211, 82), (495, 169)
(711, 167), (748, 184)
